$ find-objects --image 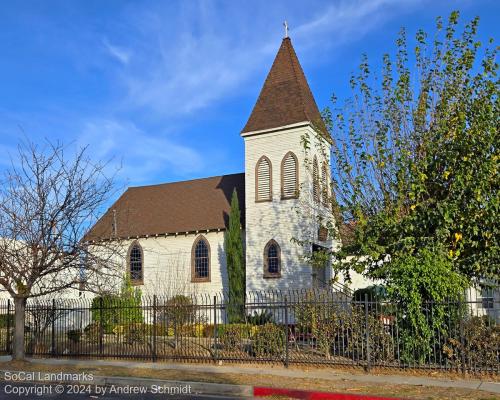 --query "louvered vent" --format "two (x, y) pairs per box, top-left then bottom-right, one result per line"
(257, 157), (271, 201)
(282, 153), (298, 198)
(322, 163), (329, 204)
(313, 157), (319, 203)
